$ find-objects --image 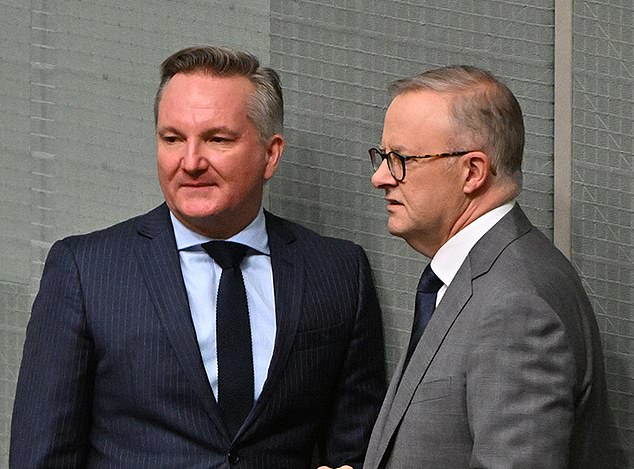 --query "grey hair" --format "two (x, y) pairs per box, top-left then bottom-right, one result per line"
(390, 65), (524, 186)
(154, 46), (283, 141)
